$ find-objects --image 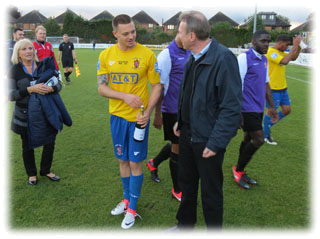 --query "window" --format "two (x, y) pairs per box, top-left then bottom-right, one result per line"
(261, 15), (266, 20)
(168, 25), (175, 30)
(149, 24), (154, 28)
(269, 15), (274, 20)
